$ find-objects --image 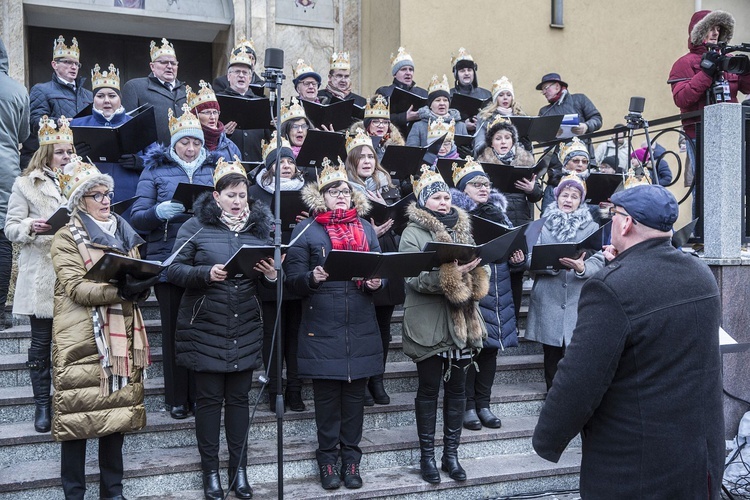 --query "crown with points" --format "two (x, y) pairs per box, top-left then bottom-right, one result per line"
(488, 114), (513, 130)
(450, 47), (474, 67)
(557, 172), (587, 195)
(186, 80), (217, 111)
(364, 95), (390, 120)
(58, 155), (102, 200)
(558, 136), (589, 164)
(53, 35), (80, 61)
(427, 116), (455, 142)
(91, 63), (120, 92)
(150, 38), (176, 62)
(411, 165), (446, 199)
(428, 74), (450, 95)
(262, 131), (293, 161)
(491, 76), (515, 100)
(346, 128), (373, 154)
(330, 51), (350, 71)
(229, 37), (256, 67)
(317, 156), (349, 189)
(280, 96), (307, 125)
(623, 164), (652, 189)
(168, 103), (202, 137)
(452, 156), (485, 186)
(38, 115), (74, 146)
(390, 47), (413, 69)
(214, 155), (247, 185)
(293, 59), (316, 80)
